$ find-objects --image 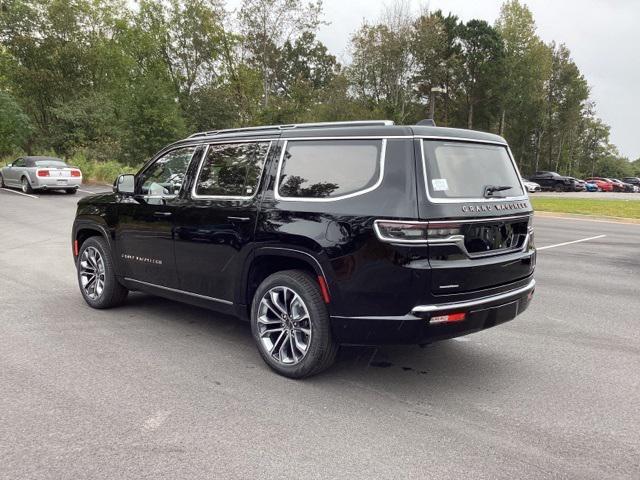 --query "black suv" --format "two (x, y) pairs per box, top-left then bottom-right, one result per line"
(527, 171), (577, 191)
(72, 120), (536, 378)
